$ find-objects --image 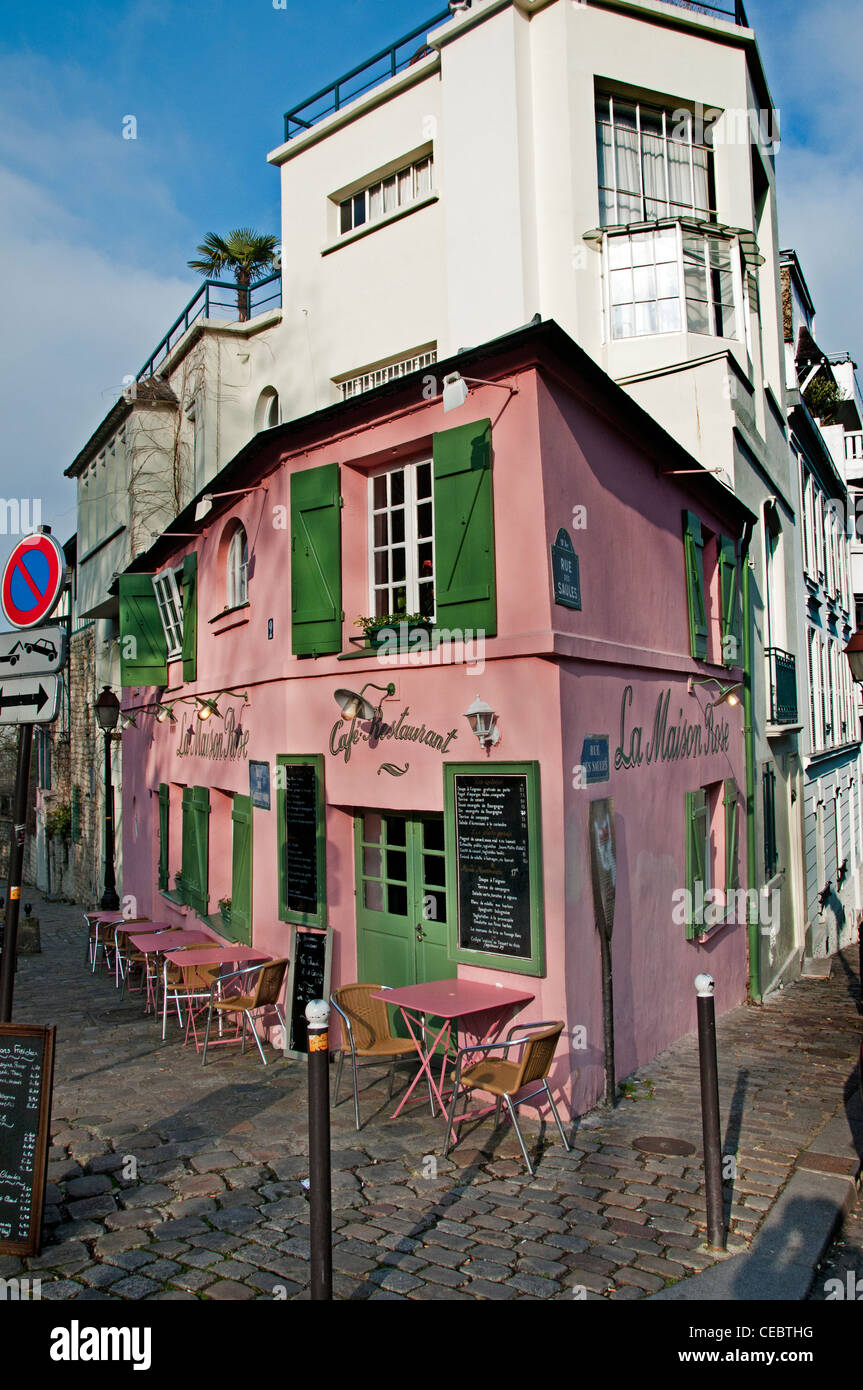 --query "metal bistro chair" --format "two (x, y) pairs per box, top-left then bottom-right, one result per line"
(442, 1020), (571, 1176)
(330, 983), (426, 1131)
(201, 958), (288, 1067)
